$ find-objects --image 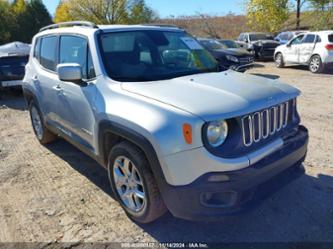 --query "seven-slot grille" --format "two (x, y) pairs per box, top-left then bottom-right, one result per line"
(241, 99), (296, 147)
(239, 57), (254, 64)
